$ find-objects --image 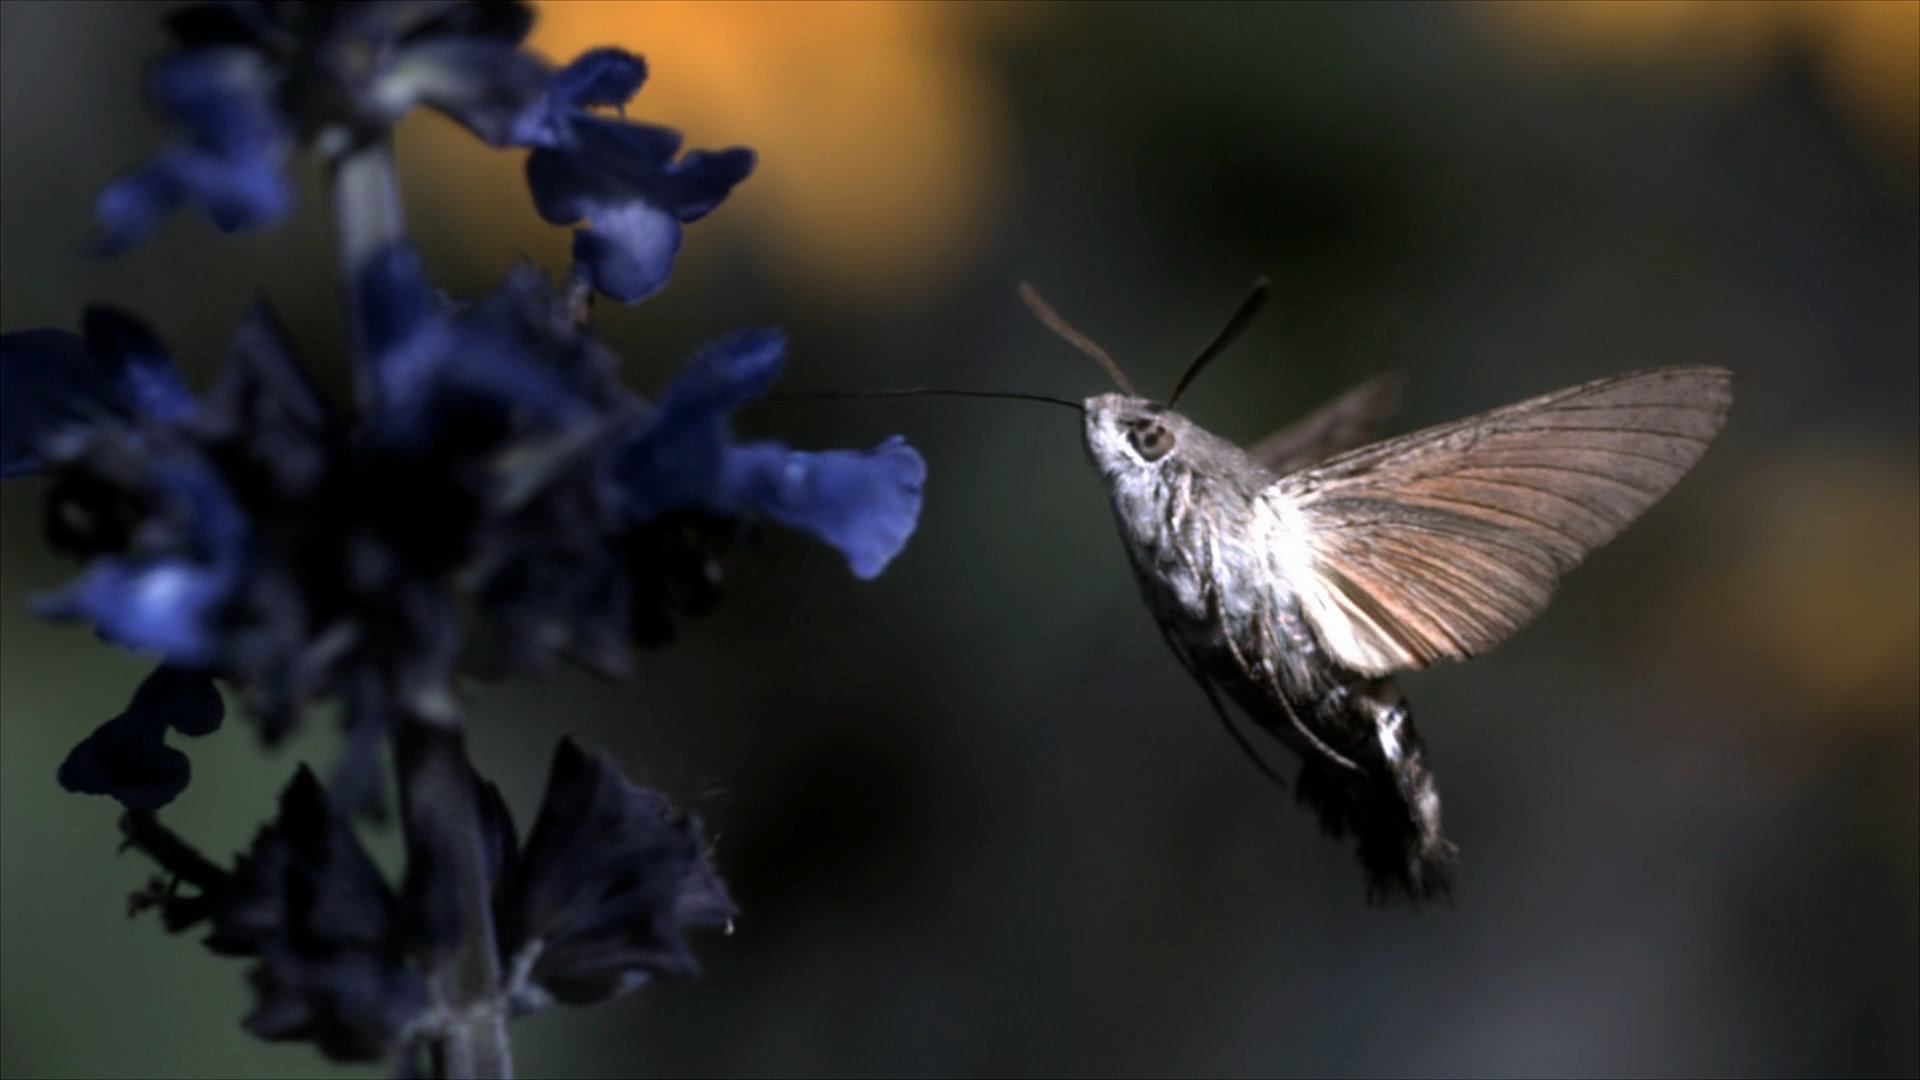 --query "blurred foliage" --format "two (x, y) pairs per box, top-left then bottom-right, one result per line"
(3, 2), (1915, 1077)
